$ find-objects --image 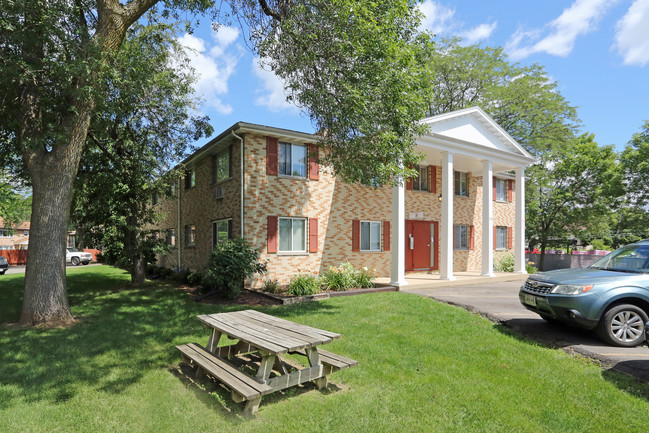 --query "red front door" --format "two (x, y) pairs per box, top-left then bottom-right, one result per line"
(405, 220), (438, 271)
